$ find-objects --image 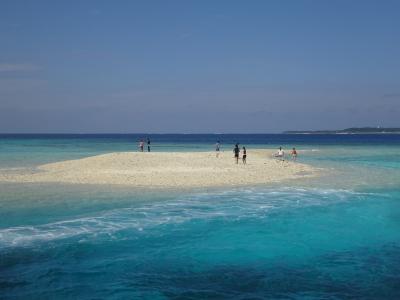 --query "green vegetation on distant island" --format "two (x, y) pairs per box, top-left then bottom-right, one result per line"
(284, 127), (400, 134)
